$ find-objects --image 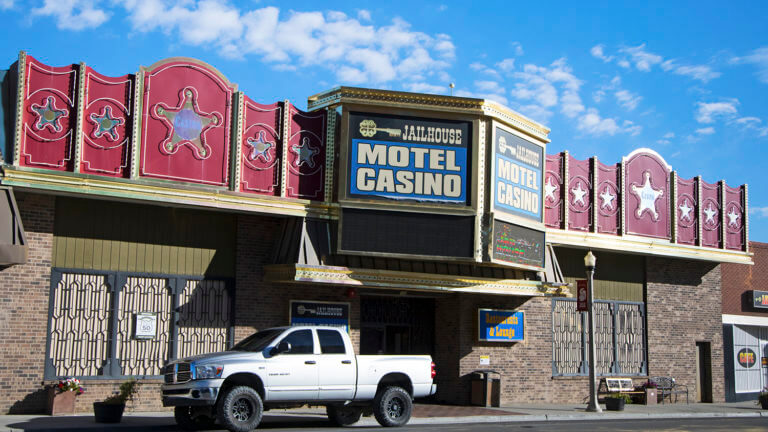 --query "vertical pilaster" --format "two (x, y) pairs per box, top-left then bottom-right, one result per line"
(671, 171), (678, 243)
(130, 69), (144, 179)
(230, 91), (244, 192)
(280, 100), (290, 198)
(12, 51), (26, 167)
(72, 62), (87, 173)
(474, 119), (487, 262)
(591, 156), (598, 232)
(720, 180), (726, 249)
(563, 151), (569, 230)
(324, 107), (336, 203)
(620, 158), (626, 236)
(744, 184), (749, 253)
(696, 176), (703, 247)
